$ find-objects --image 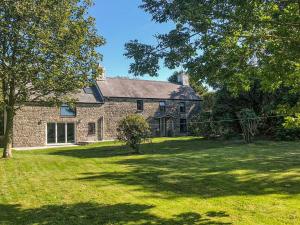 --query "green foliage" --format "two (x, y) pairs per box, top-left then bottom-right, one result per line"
(0, 0), (104, 156)
(191, 79), (299, 141)
(276, 127), (300, 141)
(0, 0), (104, 106)
(237, 109), (259, 143)
(201, 92), (216, 112)
(212, 81), (300, 136)
(189, 112), (236, 140)
(125, 1), (300, 95)
(189, 112), (215, 138)
(284, 114), (300, 129)
(117, 114), (151, 153)
(276, 114), (300, 141)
